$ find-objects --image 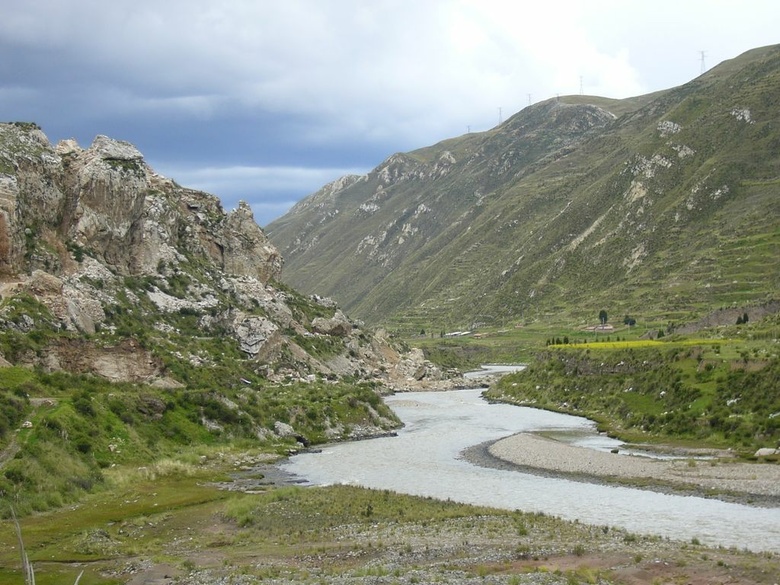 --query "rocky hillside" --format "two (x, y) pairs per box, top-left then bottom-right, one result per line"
(0, 123), (454, 392)
(267, 45), (780, 332)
